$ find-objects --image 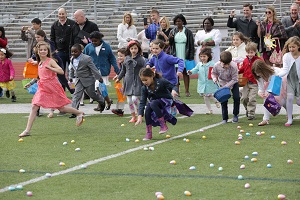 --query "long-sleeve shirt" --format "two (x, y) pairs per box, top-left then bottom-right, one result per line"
(239, 56), (262, 84)
(0, 37), (7, 48)
(211, 61), (238, 88)
(0, 58), (15, 82)
(281, 15), (300, 38)
(117, 23), (137, 48)
(145, 23), (160, 42)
